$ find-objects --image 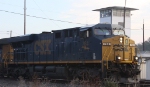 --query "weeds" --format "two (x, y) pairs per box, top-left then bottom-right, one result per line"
(17, 76), (119, 87)
(18, 76), (26, 87)
(103, 79), (119, 87)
